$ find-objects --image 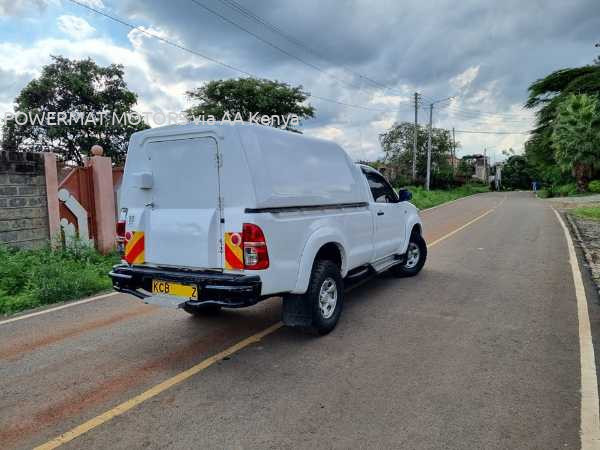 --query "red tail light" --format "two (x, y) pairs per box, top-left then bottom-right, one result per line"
(242, 223), (269, 270)
(116, 208), (127, 254)
(116, 221), (126, 239)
